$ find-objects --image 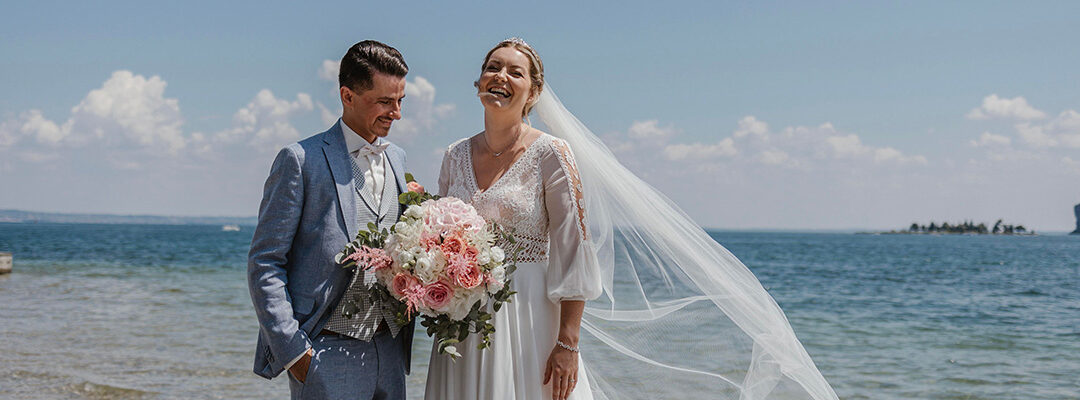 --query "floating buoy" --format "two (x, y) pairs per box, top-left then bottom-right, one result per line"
(0, 252), (11, 274)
